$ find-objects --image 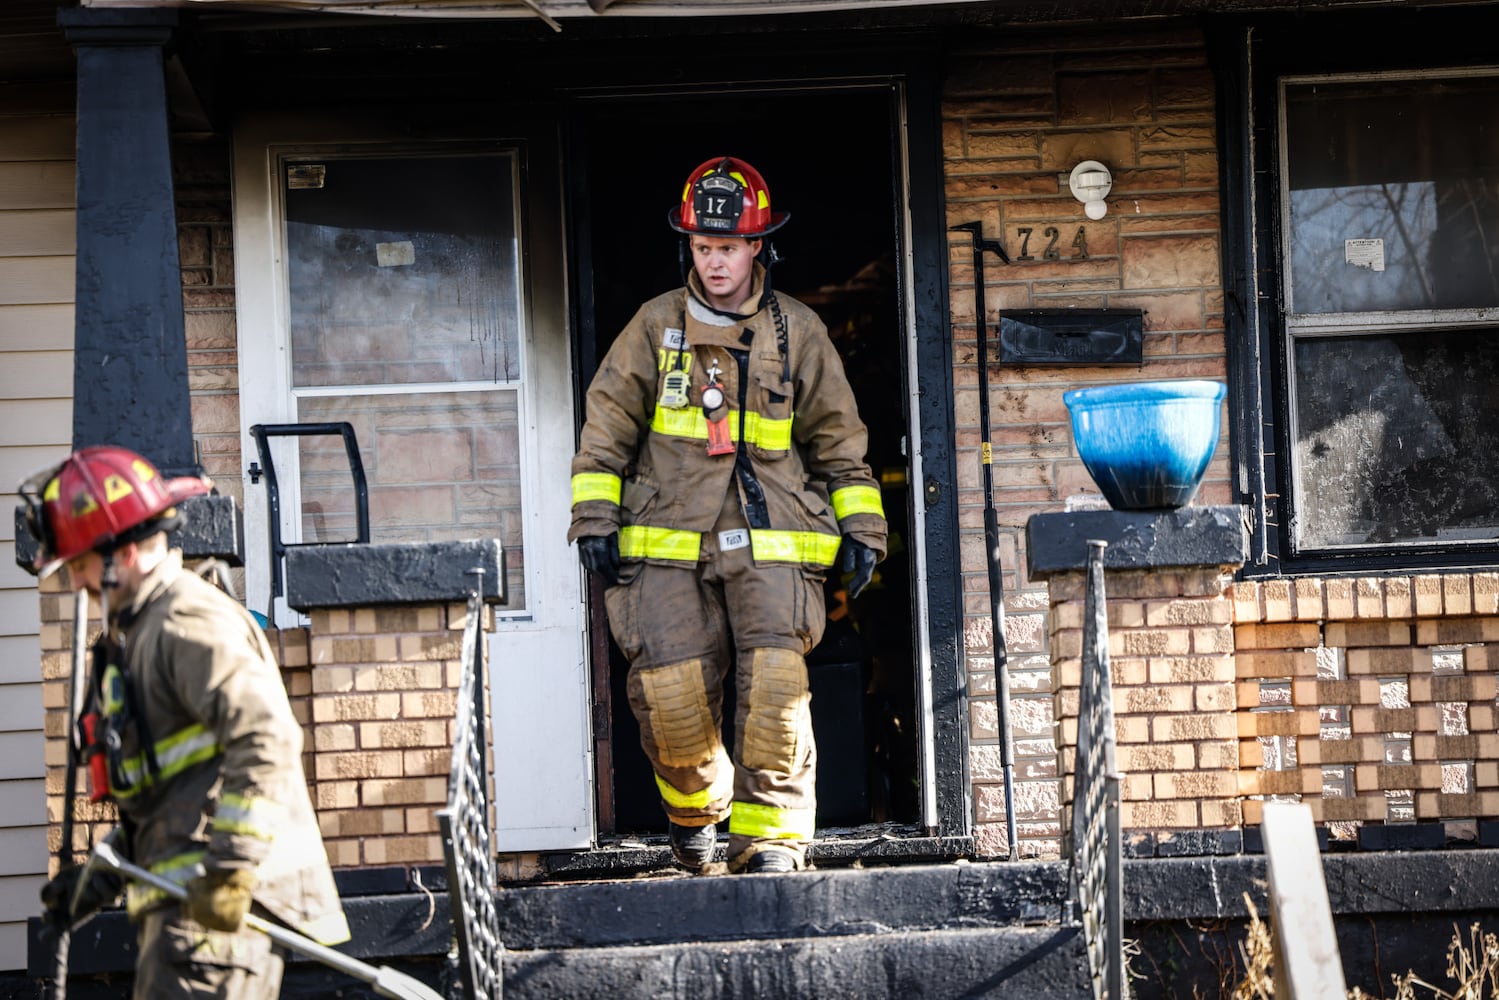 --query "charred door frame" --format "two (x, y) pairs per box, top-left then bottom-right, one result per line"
(563, 51), (971, 855)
